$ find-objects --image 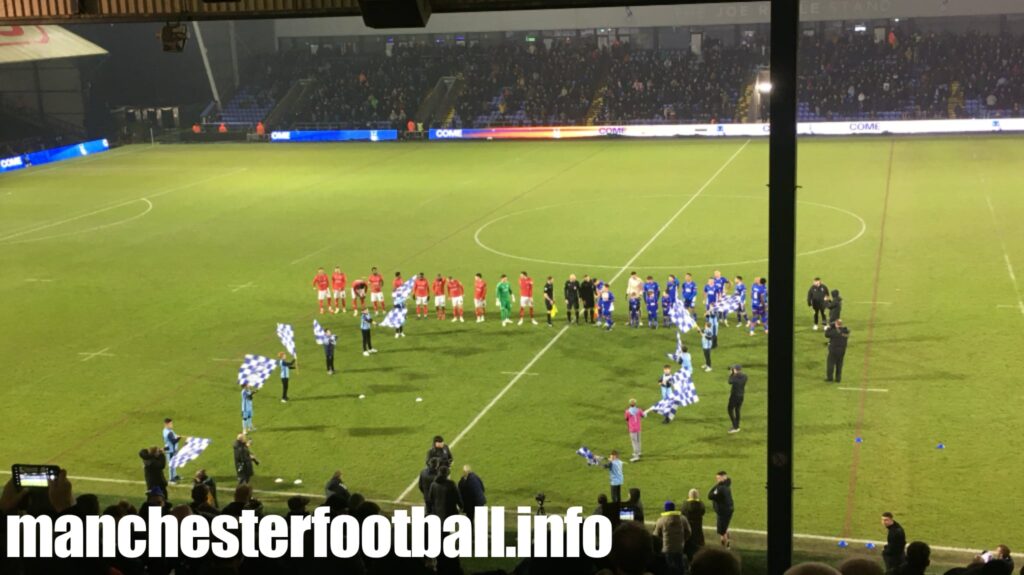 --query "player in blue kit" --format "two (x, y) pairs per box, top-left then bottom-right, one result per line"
(682, 273), (697, 311)
(704, 278), (718, 314)
(598, 285), (615, 331)
(645, 288), (659, 328)
(748, 276), (769, 336)
(665, 274), (679, 304)
(732, 275), (748, 327)
(628, 294), (642, 328)
(713, 270), (731, 325)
